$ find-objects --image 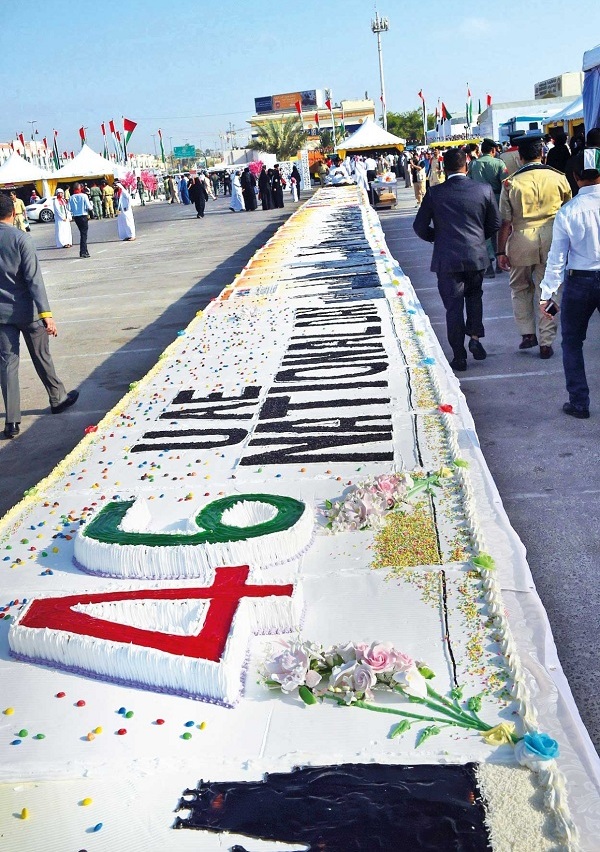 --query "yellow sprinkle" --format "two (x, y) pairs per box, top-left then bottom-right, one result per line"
(81, 797), (93, 807)
(21, 808), (29, 820)
(198, 722), (206, 730)
(3, 707), (14, 715)
(93, 726), (103, 735)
